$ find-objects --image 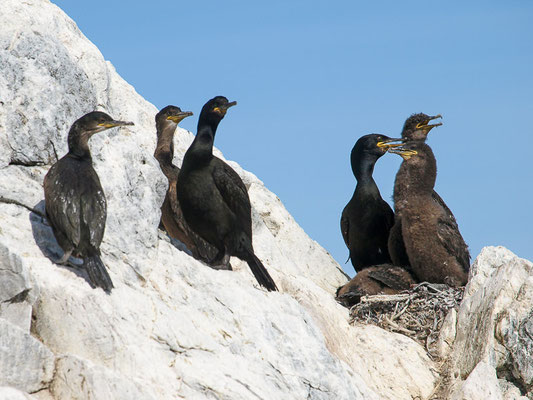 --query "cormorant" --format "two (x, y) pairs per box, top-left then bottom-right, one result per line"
(389, 142), (470, 286)
(340, 134), (401, 272)
(44, 111), (133, 293)
(154, 106), (220, 265)
(335, 264), (416, 307)
(177, 96), (278, 291)
(389, 113), (464, 269)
